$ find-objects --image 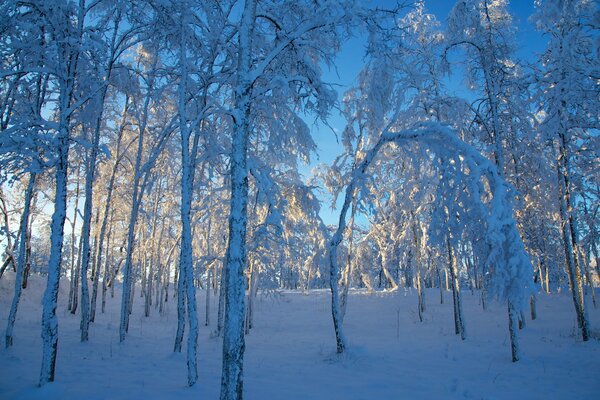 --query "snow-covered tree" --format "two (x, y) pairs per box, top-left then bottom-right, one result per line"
(531, 0), (599, 341)
(219, 0), (357, 397)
